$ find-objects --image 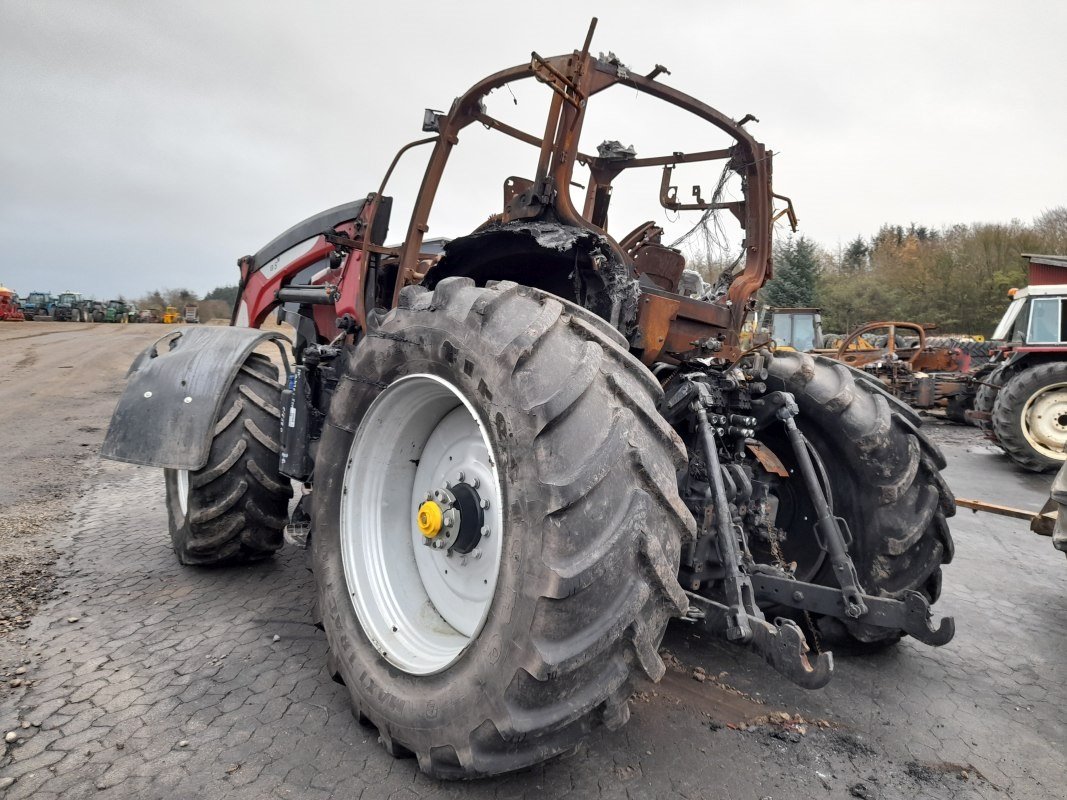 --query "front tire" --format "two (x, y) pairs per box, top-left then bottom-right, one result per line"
(765, 352), (955, 645)
(164, 352), (292, 565)
(311, 278), (694, 778)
